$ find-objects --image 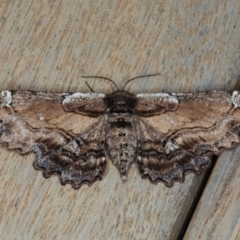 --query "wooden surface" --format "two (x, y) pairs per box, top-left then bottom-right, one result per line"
(0, 1), (240, 239)
(184, 146), (240, 240)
